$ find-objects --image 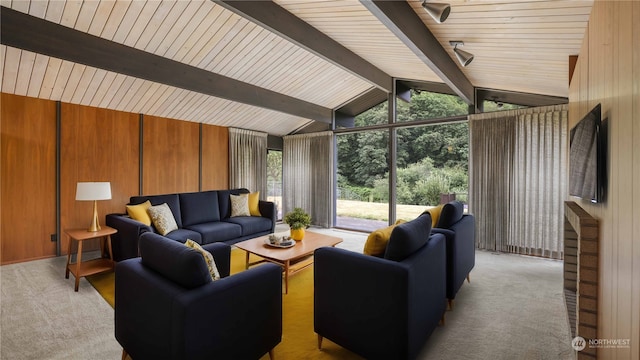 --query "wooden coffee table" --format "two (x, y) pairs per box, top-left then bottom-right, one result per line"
(234, 231), (342, 294)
